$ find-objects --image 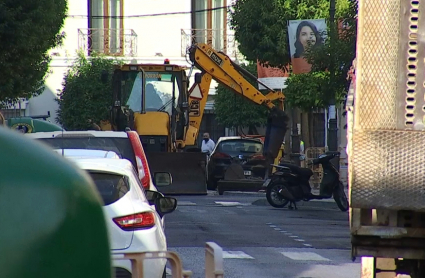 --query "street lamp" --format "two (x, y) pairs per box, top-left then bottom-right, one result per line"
(327, 0), (340, 171)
